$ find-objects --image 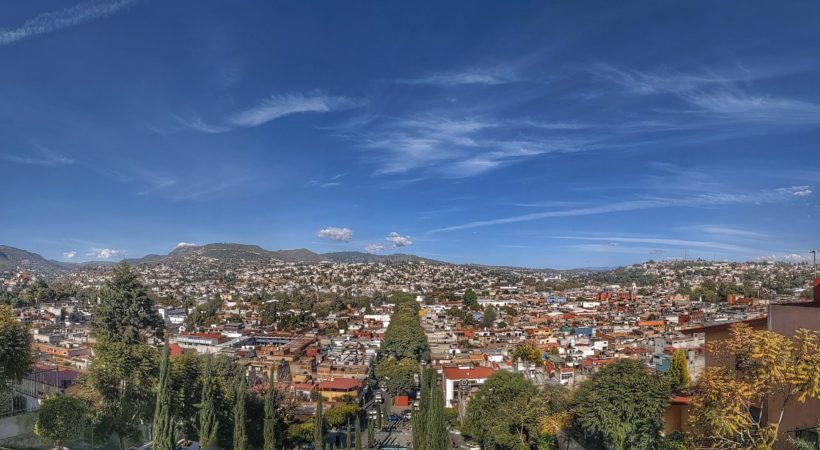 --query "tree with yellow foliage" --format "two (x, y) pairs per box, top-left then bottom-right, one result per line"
(688, 323), (820, 449)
